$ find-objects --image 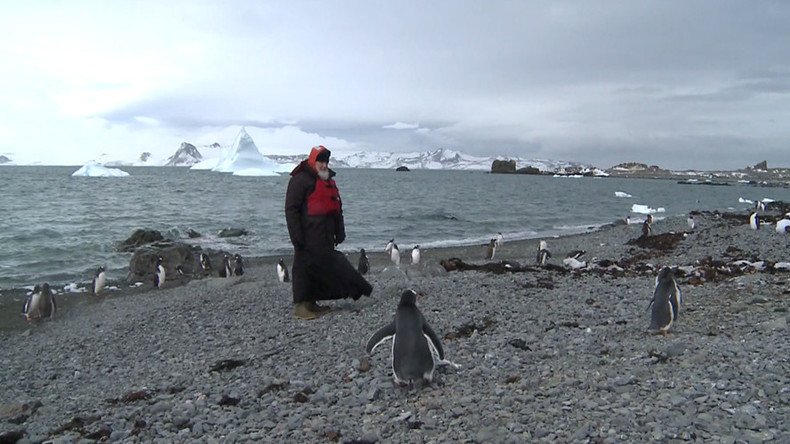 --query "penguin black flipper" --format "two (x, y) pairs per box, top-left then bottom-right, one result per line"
(366, 322), (396, 354)
(422, 320), (445, 361)
(50, 295), (57, 320)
